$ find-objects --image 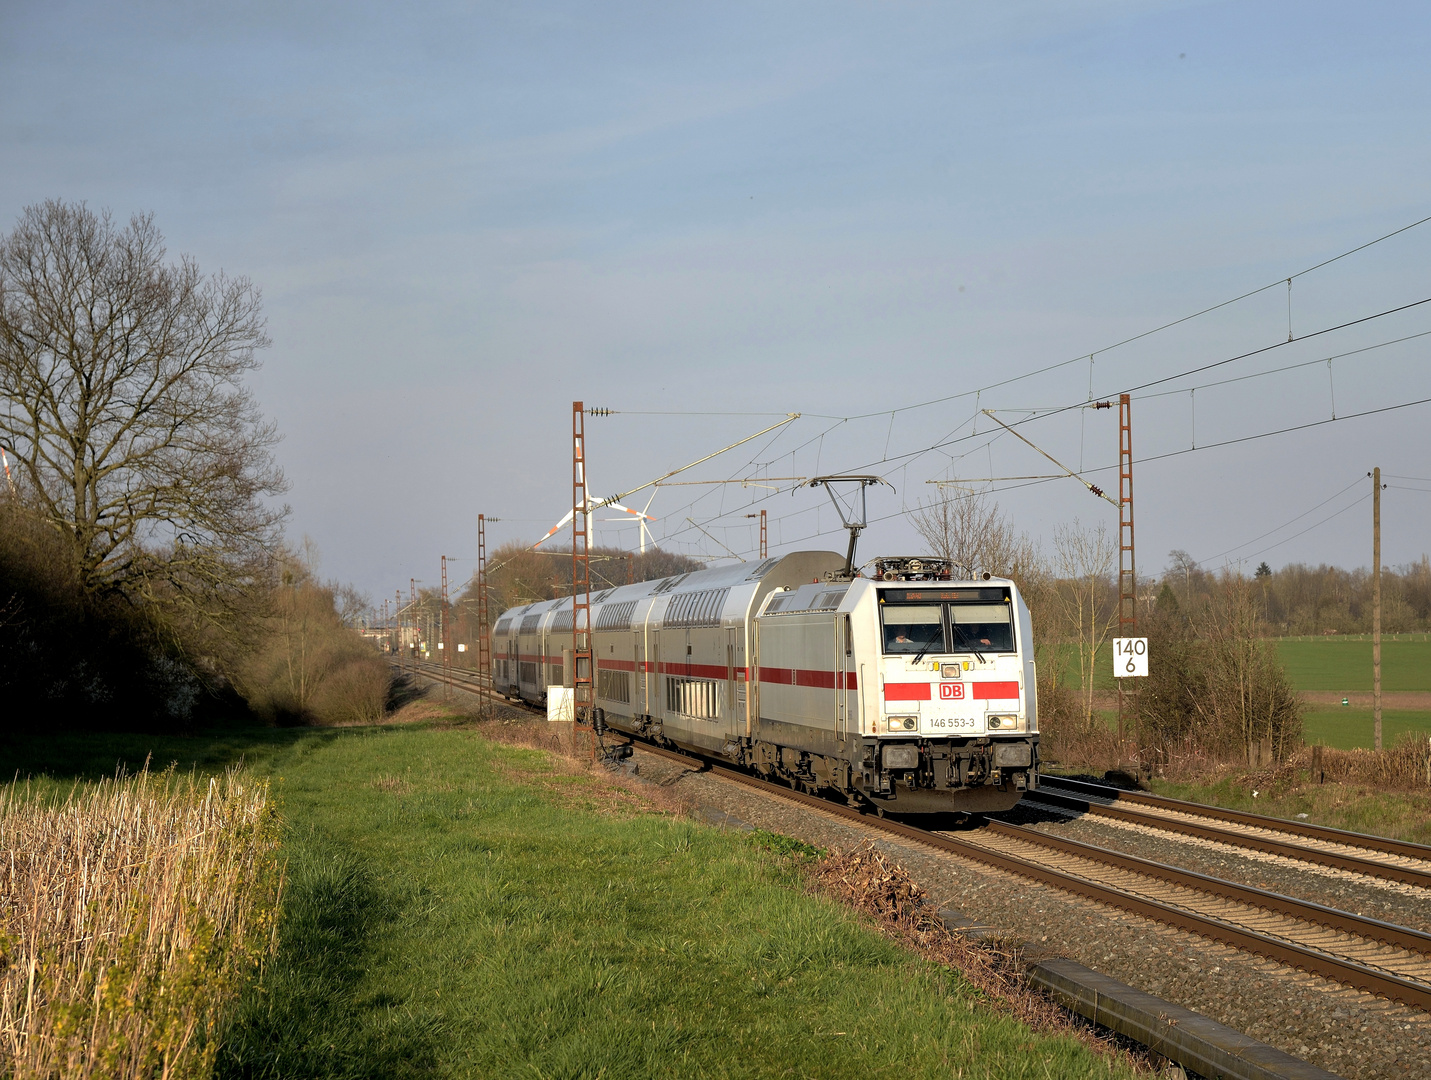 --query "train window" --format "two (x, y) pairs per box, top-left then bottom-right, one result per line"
(951, 603), (1015, 652)
(882, 604), (946, 655)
